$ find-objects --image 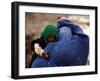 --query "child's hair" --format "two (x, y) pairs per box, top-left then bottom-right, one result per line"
(31, 37), (47, 51)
